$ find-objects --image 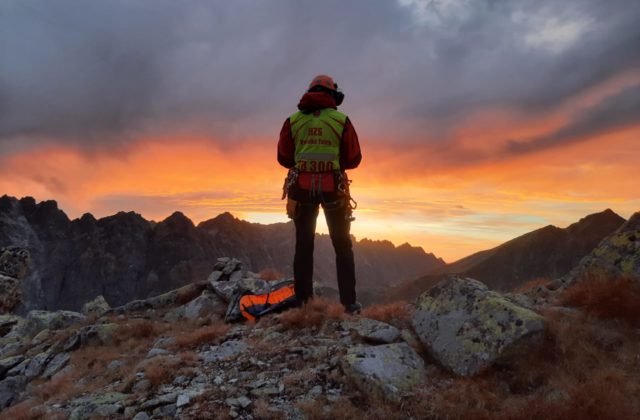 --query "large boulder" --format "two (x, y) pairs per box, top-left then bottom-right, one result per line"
(82, 295), (111, 317)
(411, 276), (545, 377)
(341, 343), (426, 400)
(23, 310), (86, 337)
(182, 290), (227, 320)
